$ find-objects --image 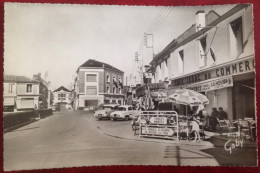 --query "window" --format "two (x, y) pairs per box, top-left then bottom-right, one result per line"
(230, 17), (243, 55)
(113, 87), (116, 94)
(58, 93), (66, 101)
(86, 86), (97, 95)
(8, 84), (15, 94)
(118, 77), (122, 83)
(199, 37), (207, 67)
(26, 84), (32, 93)
(106, 86), (110, 93)
(84, 100), (98, 107)
(178, 50), (184, 74)
(128, 107), (132, 111)
(86, 74), (97, 82)
(106, 75), (110, 83)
